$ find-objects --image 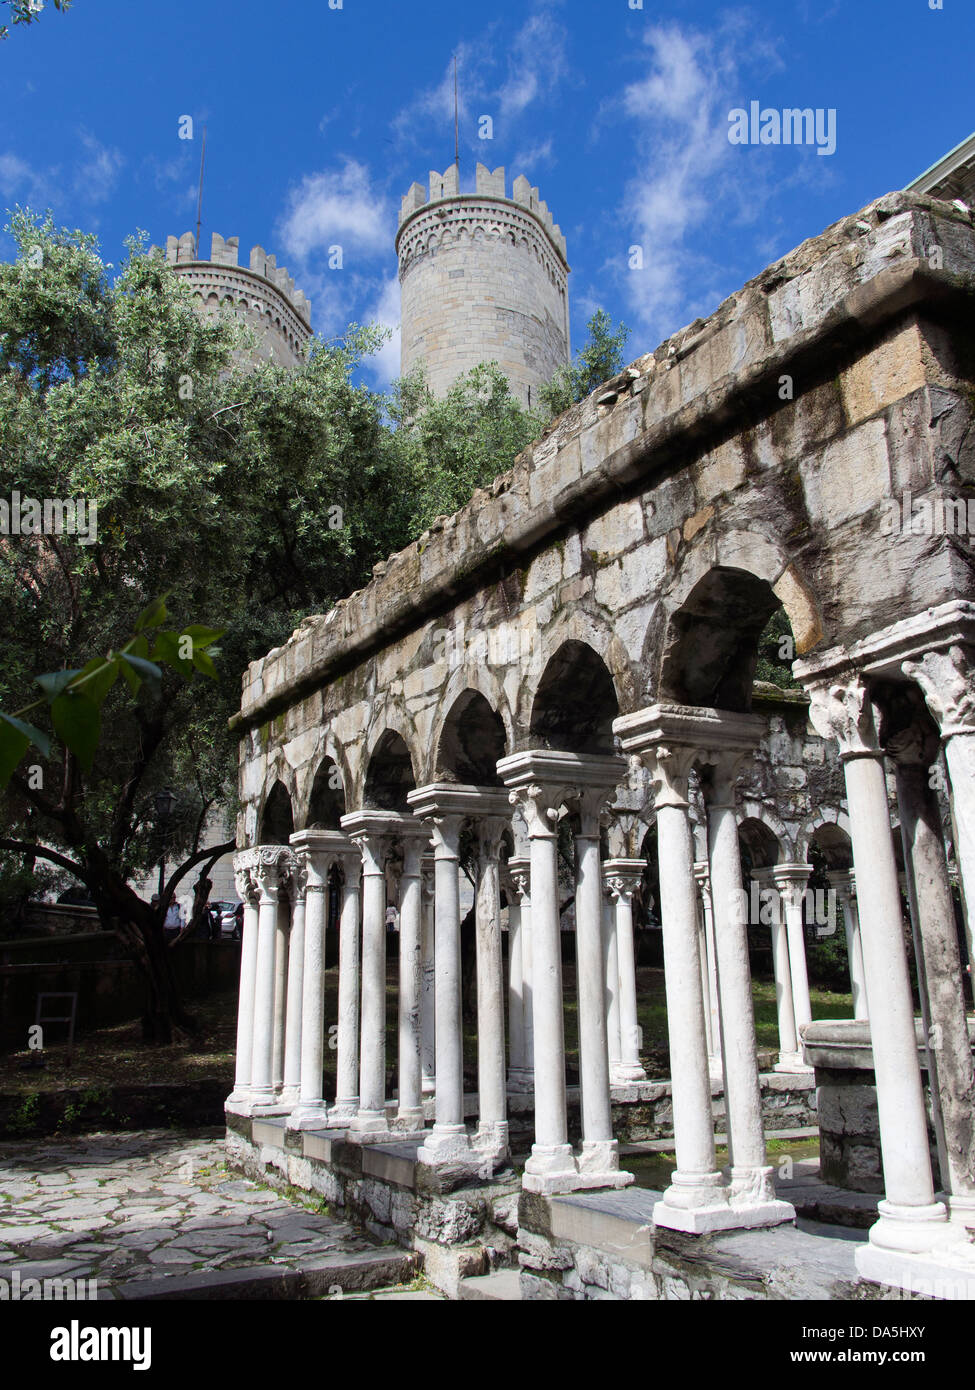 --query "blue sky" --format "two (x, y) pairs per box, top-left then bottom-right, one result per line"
(1, 0), (972, 388)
